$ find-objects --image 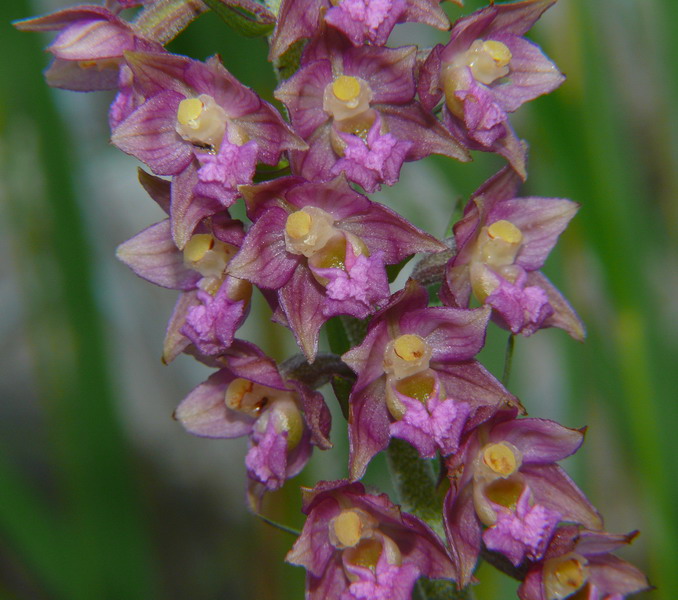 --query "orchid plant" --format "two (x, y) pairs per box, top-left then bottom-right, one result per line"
(16, 0), (651, 598)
